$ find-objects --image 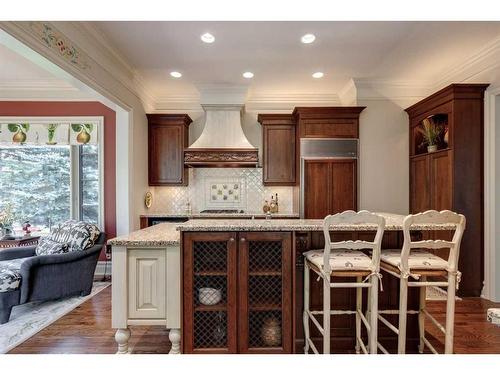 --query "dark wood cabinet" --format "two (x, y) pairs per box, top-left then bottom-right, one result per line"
(258, 114), (297, 186)
(182, 232), (293, 354)
(410, 155), (431, 213)
(183, 232), (238, 353)
(147, 114), (192, 186)
(293, 106), (365, 139)
(303, 159), (357, 219)
(294, 106), (363, 219)
(405, 83), (489, 296)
